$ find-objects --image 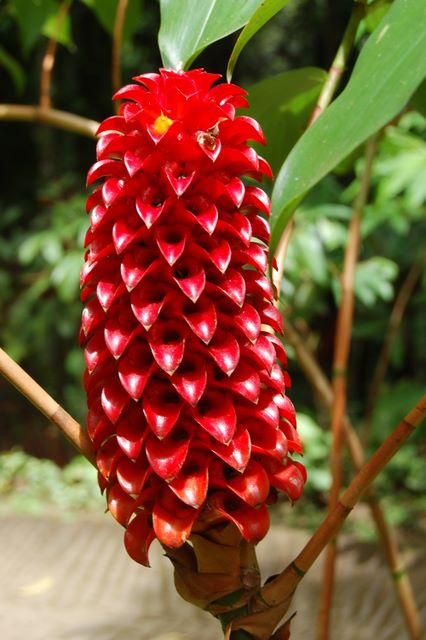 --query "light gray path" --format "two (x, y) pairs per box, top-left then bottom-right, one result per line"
(0, 514), (424, 639)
